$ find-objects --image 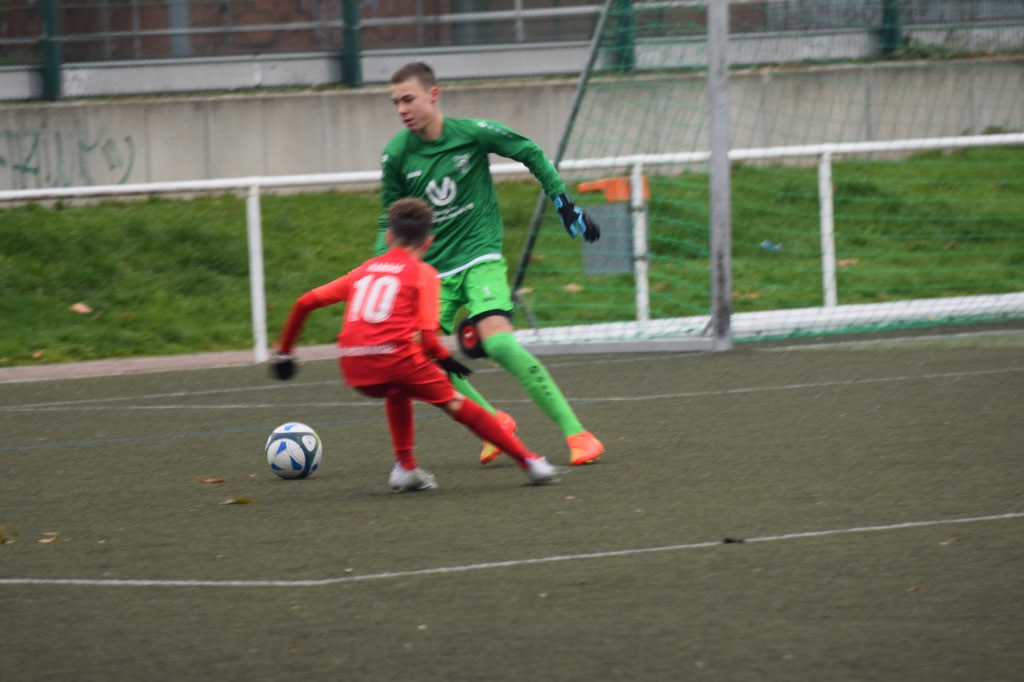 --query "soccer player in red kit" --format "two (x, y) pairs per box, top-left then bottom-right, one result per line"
(270, 198), (557, 492)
